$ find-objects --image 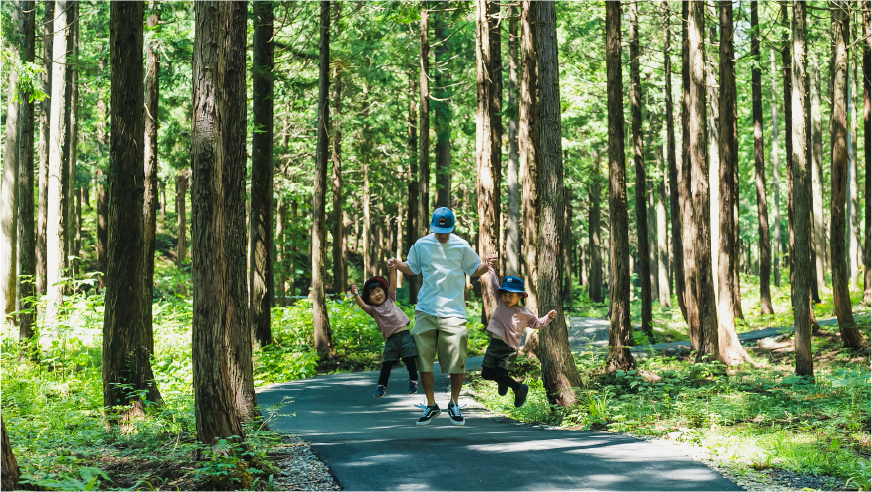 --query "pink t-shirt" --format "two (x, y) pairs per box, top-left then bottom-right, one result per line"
(362, 290), (412, 339)
(484, 265), (553, 350)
